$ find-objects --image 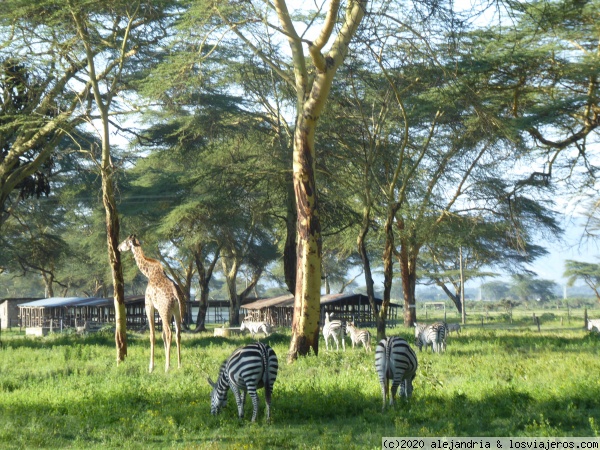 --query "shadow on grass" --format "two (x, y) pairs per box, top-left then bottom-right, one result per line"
(441, 330), (599, 356)
(184, 332), (290, 349)
(2, 379), (598, 447)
